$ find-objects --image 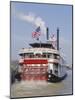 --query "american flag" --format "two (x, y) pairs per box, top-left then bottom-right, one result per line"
(32, 26), (41, 39)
